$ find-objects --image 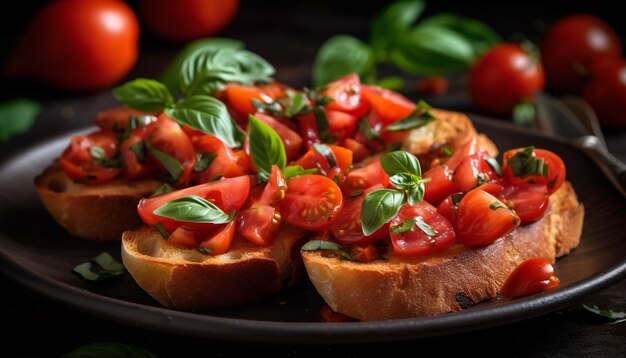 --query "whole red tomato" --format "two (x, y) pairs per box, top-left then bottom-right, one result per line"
(469, 43), (545, 115)
(5, 0), (139, 91)
(541, 14), (622, 93)
(582, 58), (626, 128)
(138, 0), (239, 42)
